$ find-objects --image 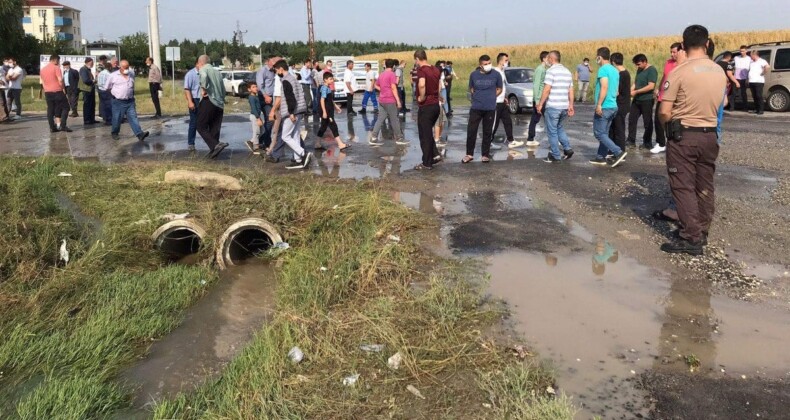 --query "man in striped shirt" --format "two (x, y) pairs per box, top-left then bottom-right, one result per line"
(536, 51), (575, 163)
